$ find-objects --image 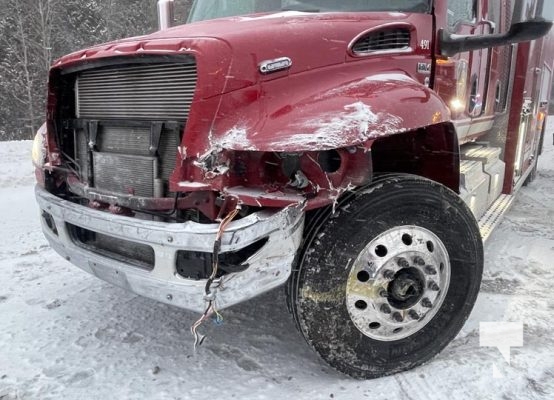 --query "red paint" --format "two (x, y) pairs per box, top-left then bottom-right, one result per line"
(42, 3), (553, 216)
